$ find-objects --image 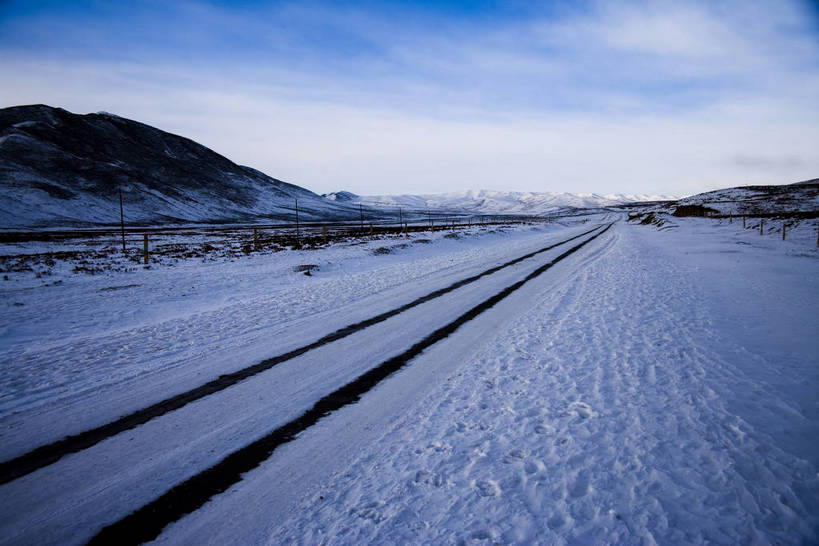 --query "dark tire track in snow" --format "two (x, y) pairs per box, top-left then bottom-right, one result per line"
(0, 226), (603, 485)
(88, 223), (613, 545)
